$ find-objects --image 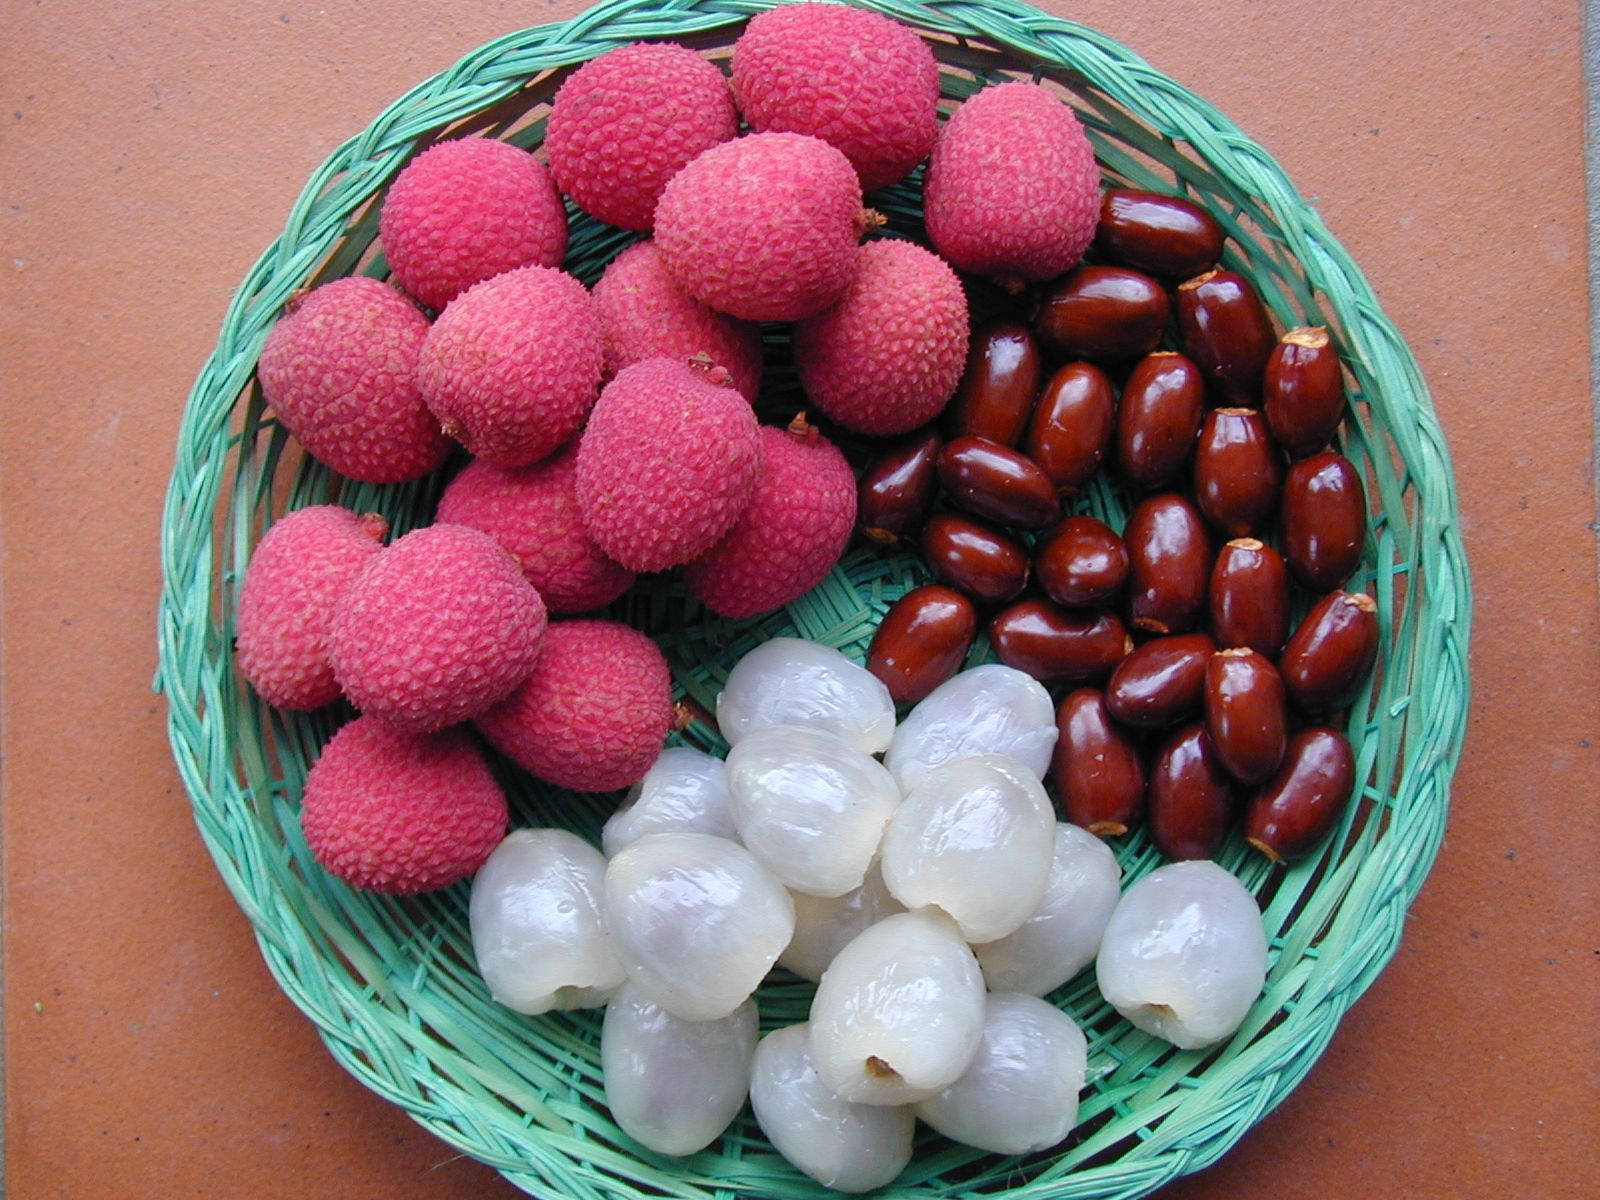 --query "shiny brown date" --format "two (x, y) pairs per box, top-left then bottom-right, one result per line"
(1193, 407), (1283, 537)
(1052, 688), (1144, 836)
(1147, 722), (1235, 861)
(1203, 648), (1288, 785)
(921, 513), (1030, 605)
(1025, 362), (1116, 493)
(1279, 590), (1379, 713)
(989, 599), (1130, 685)
(1094, 188), (1225, 281)
(936, 436), (1060, 530)
(867, 585), (977, 706)
(1116, 351), (1205, 492)
(1263, 326), (1346, 459)
(1246, 727), (1357, 863)
(1033, 265), (1170, 362)
(1209, 538), (1290, 656)
(858, 429), (940, 544)
(1104, 632), (1216, 728)
(945, 319), (1042, 447)
(1035, 516), (1128, 608)
(1124, 492), (1210, 633)
(1281, 451), (1367, 591)
(1175, 268), (1276, 406)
